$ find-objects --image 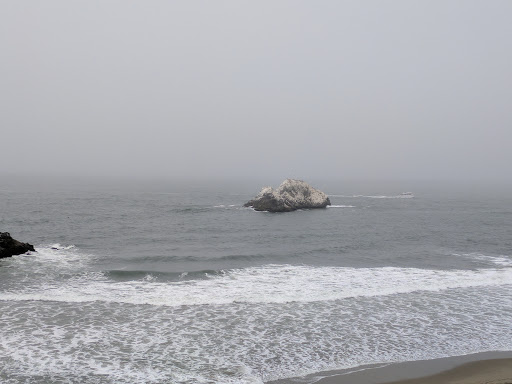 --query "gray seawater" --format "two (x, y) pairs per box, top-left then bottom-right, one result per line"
(1, 179), (511, 383)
